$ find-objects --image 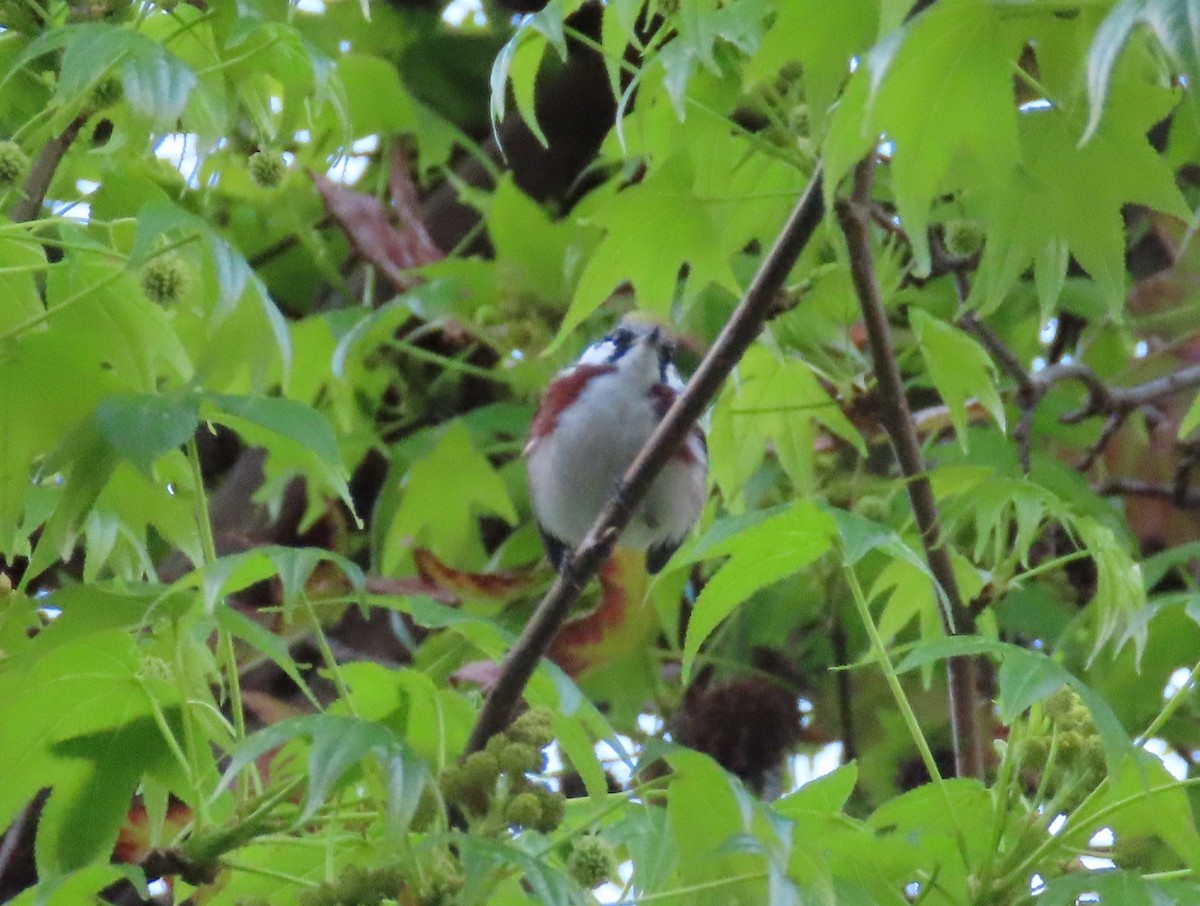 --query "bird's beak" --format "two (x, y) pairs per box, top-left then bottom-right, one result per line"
(648, 326), (662, 345)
